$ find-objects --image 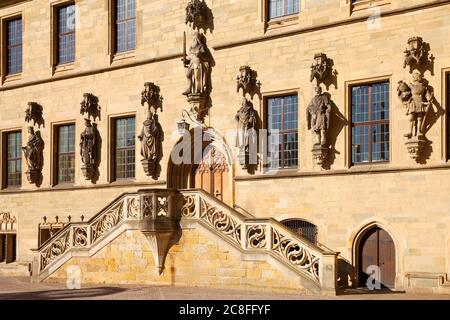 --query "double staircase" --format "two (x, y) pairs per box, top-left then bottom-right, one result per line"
(31, 188), (338, 295)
